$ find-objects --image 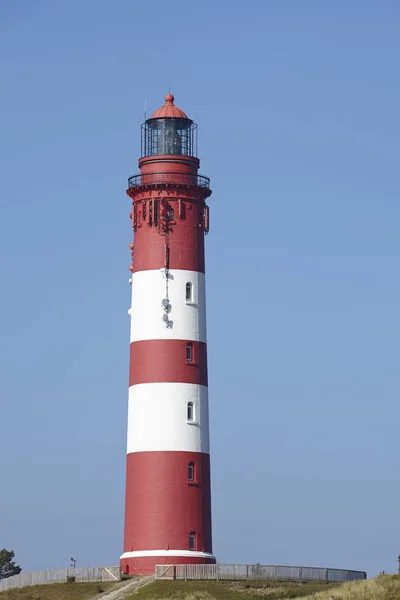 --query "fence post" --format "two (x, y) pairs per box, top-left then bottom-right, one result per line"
(325, 569), (329, 583)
